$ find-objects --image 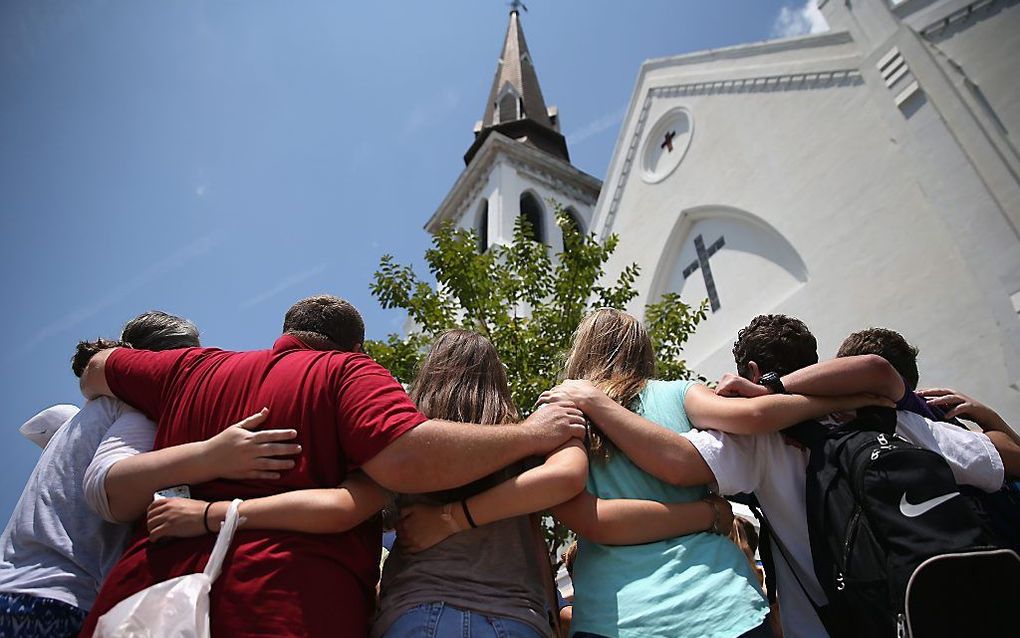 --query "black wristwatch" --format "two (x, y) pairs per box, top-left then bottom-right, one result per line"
(759, 371), (787, 395)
